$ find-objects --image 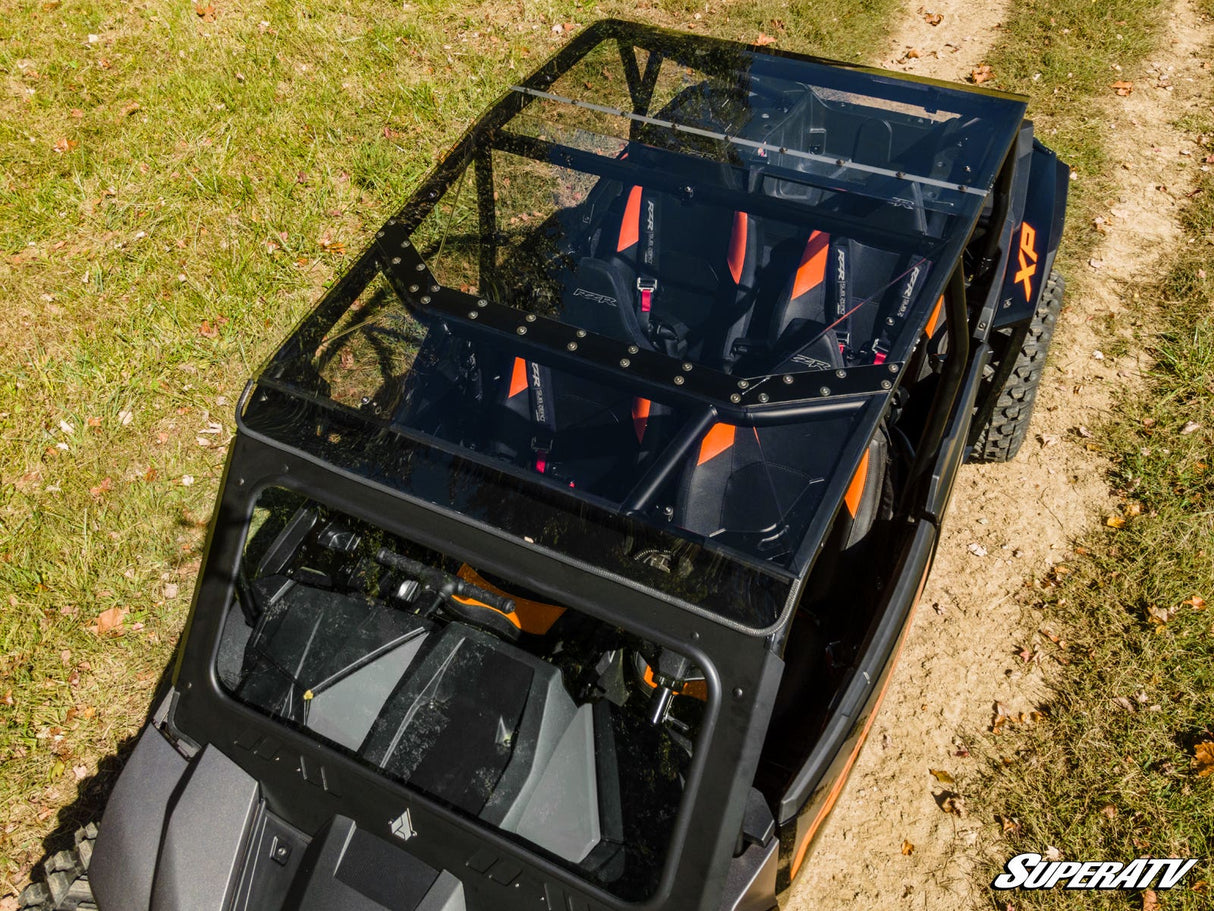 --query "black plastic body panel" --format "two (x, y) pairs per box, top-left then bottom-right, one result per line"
(991, 137), (1069, 330)
(90, 725), (189, 911)
(924, 342), (993, 522)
